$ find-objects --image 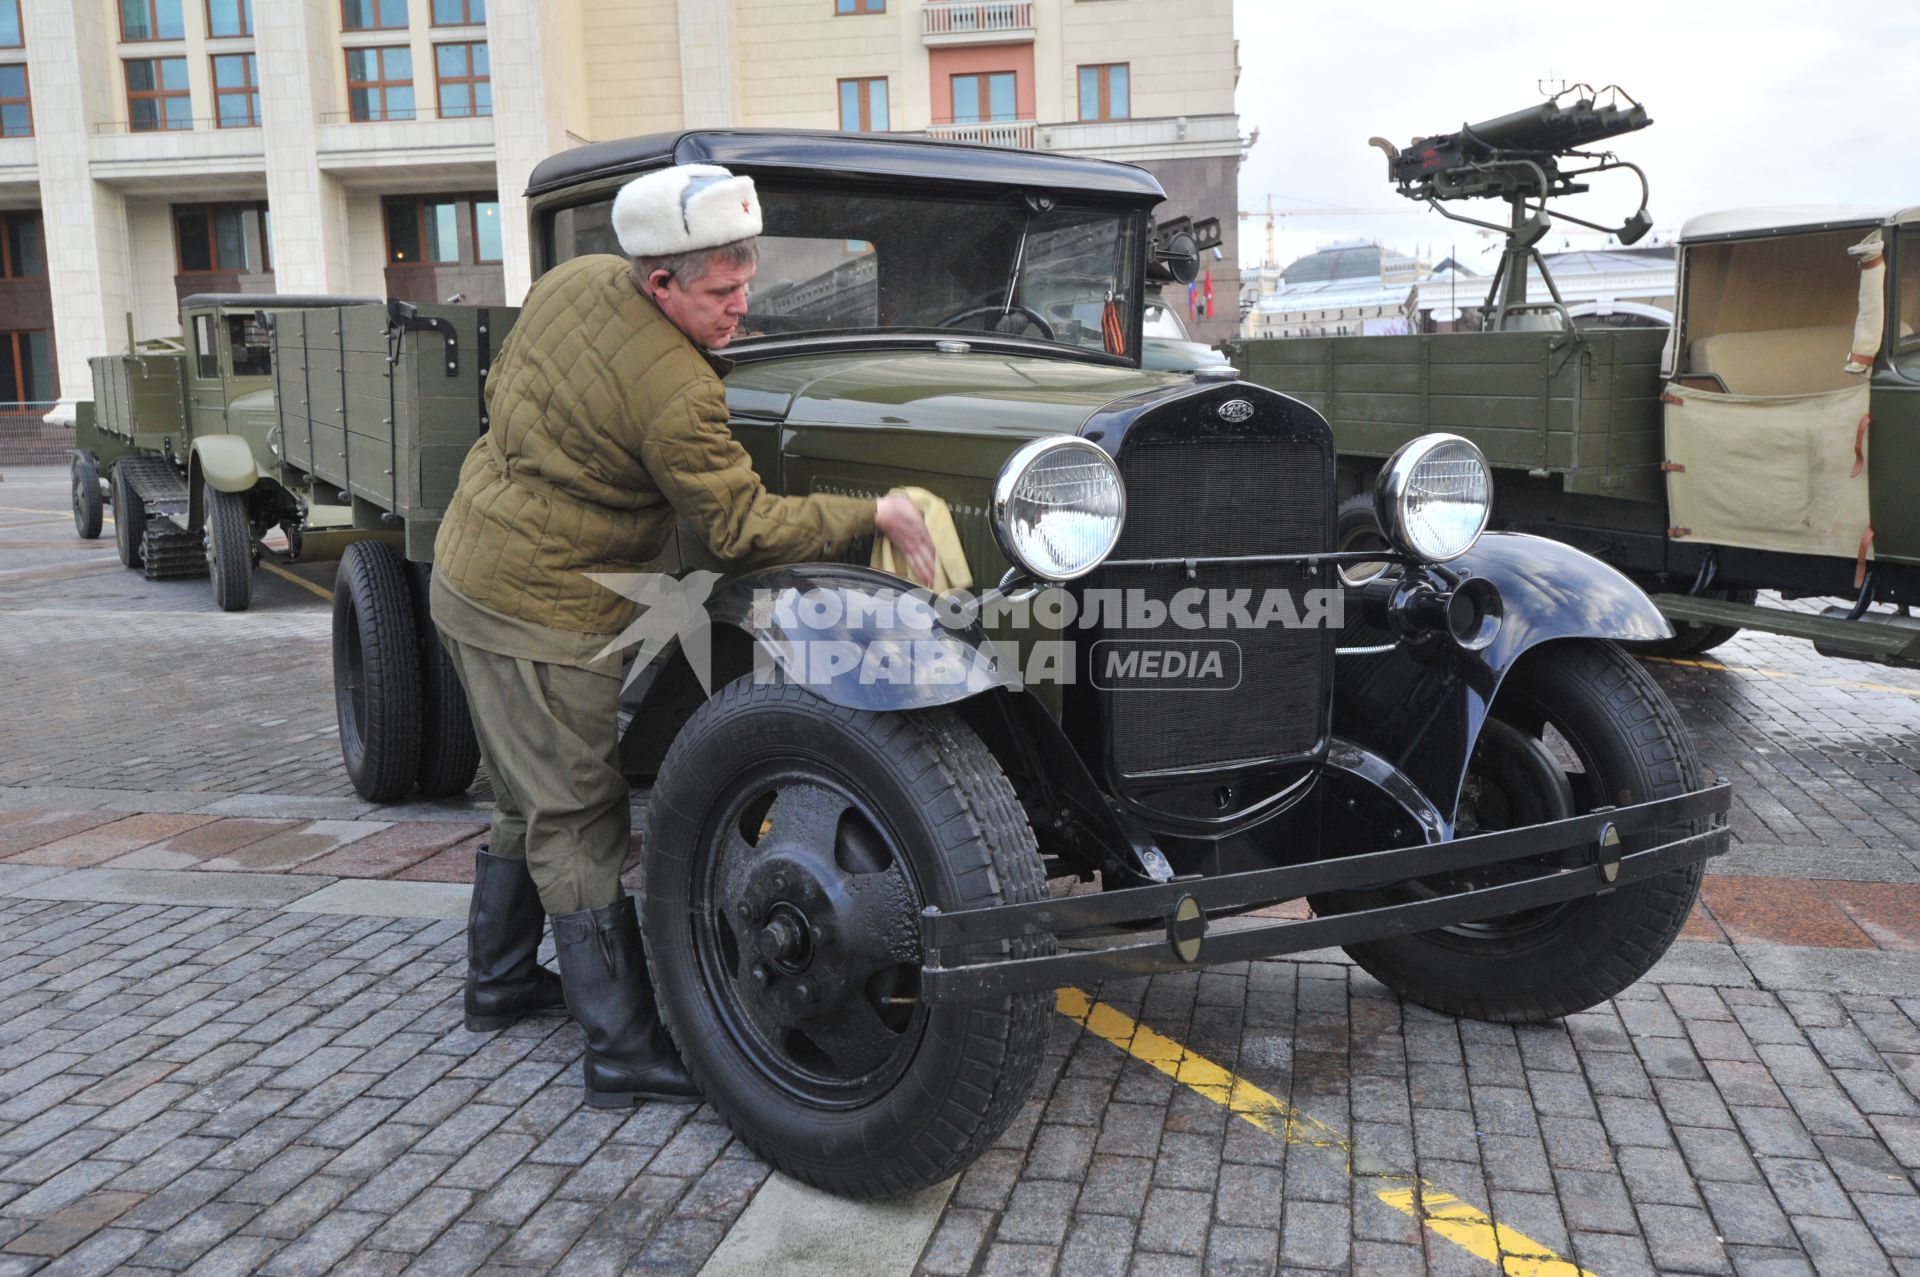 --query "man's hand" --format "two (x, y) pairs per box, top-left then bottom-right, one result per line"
(875, 492), (938, 586)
